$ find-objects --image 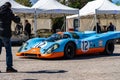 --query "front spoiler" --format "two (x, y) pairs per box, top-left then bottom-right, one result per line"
(16, 48), (64, 59)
